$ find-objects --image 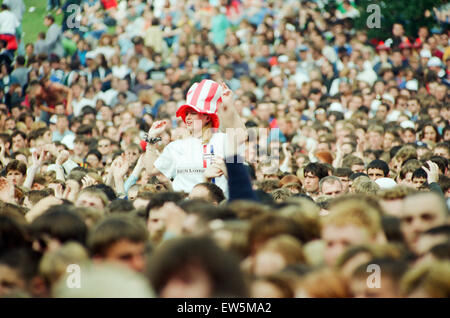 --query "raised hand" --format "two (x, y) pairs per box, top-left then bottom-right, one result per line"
(56, 150), (70, 166)
(148, 120), (168, 139)
(81, 174), (98, 189)
(211, 156), (228, 179)
(422, 160), (440, 184)
(31, 150), (45, 168)
(112, 155), (130, 180)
